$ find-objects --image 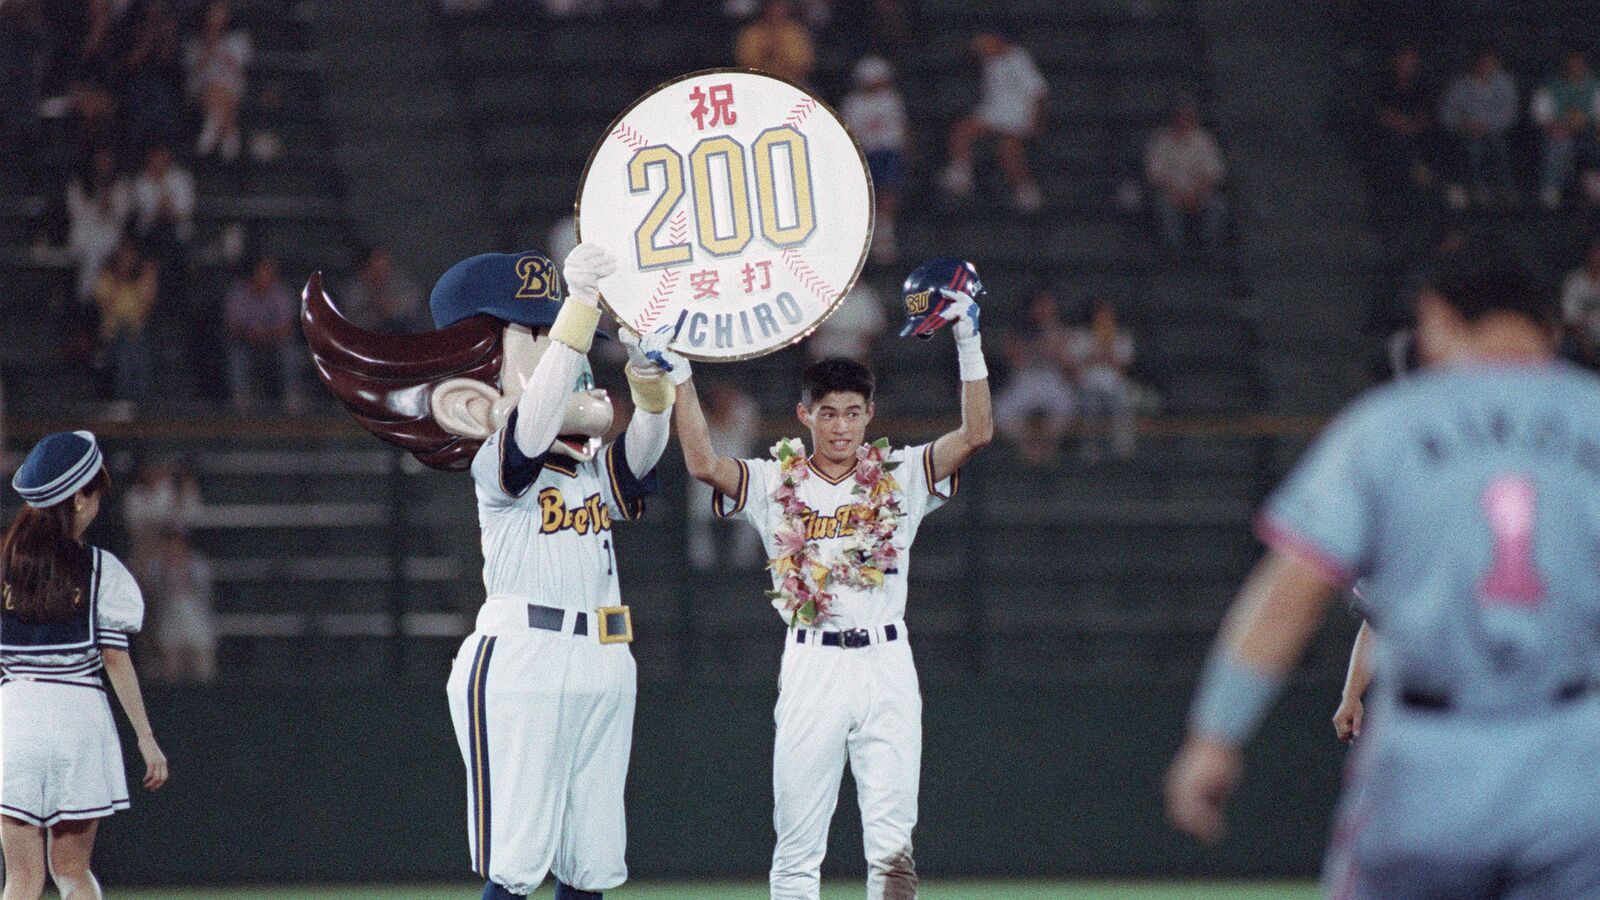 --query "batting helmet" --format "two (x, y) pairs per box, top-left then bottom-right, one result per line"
(899, 257), (985, 339)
